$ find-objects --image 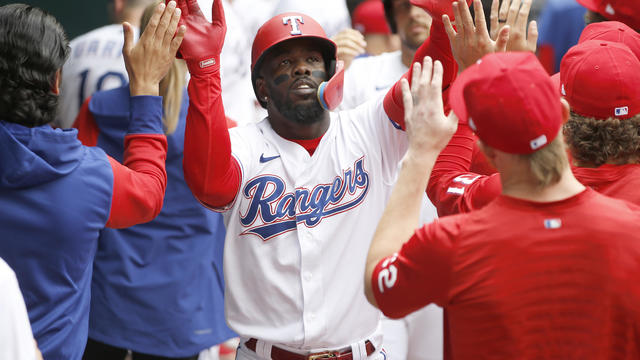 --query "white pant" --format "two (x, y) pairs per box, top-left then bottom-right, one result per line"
(381, 305), (443, 360)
